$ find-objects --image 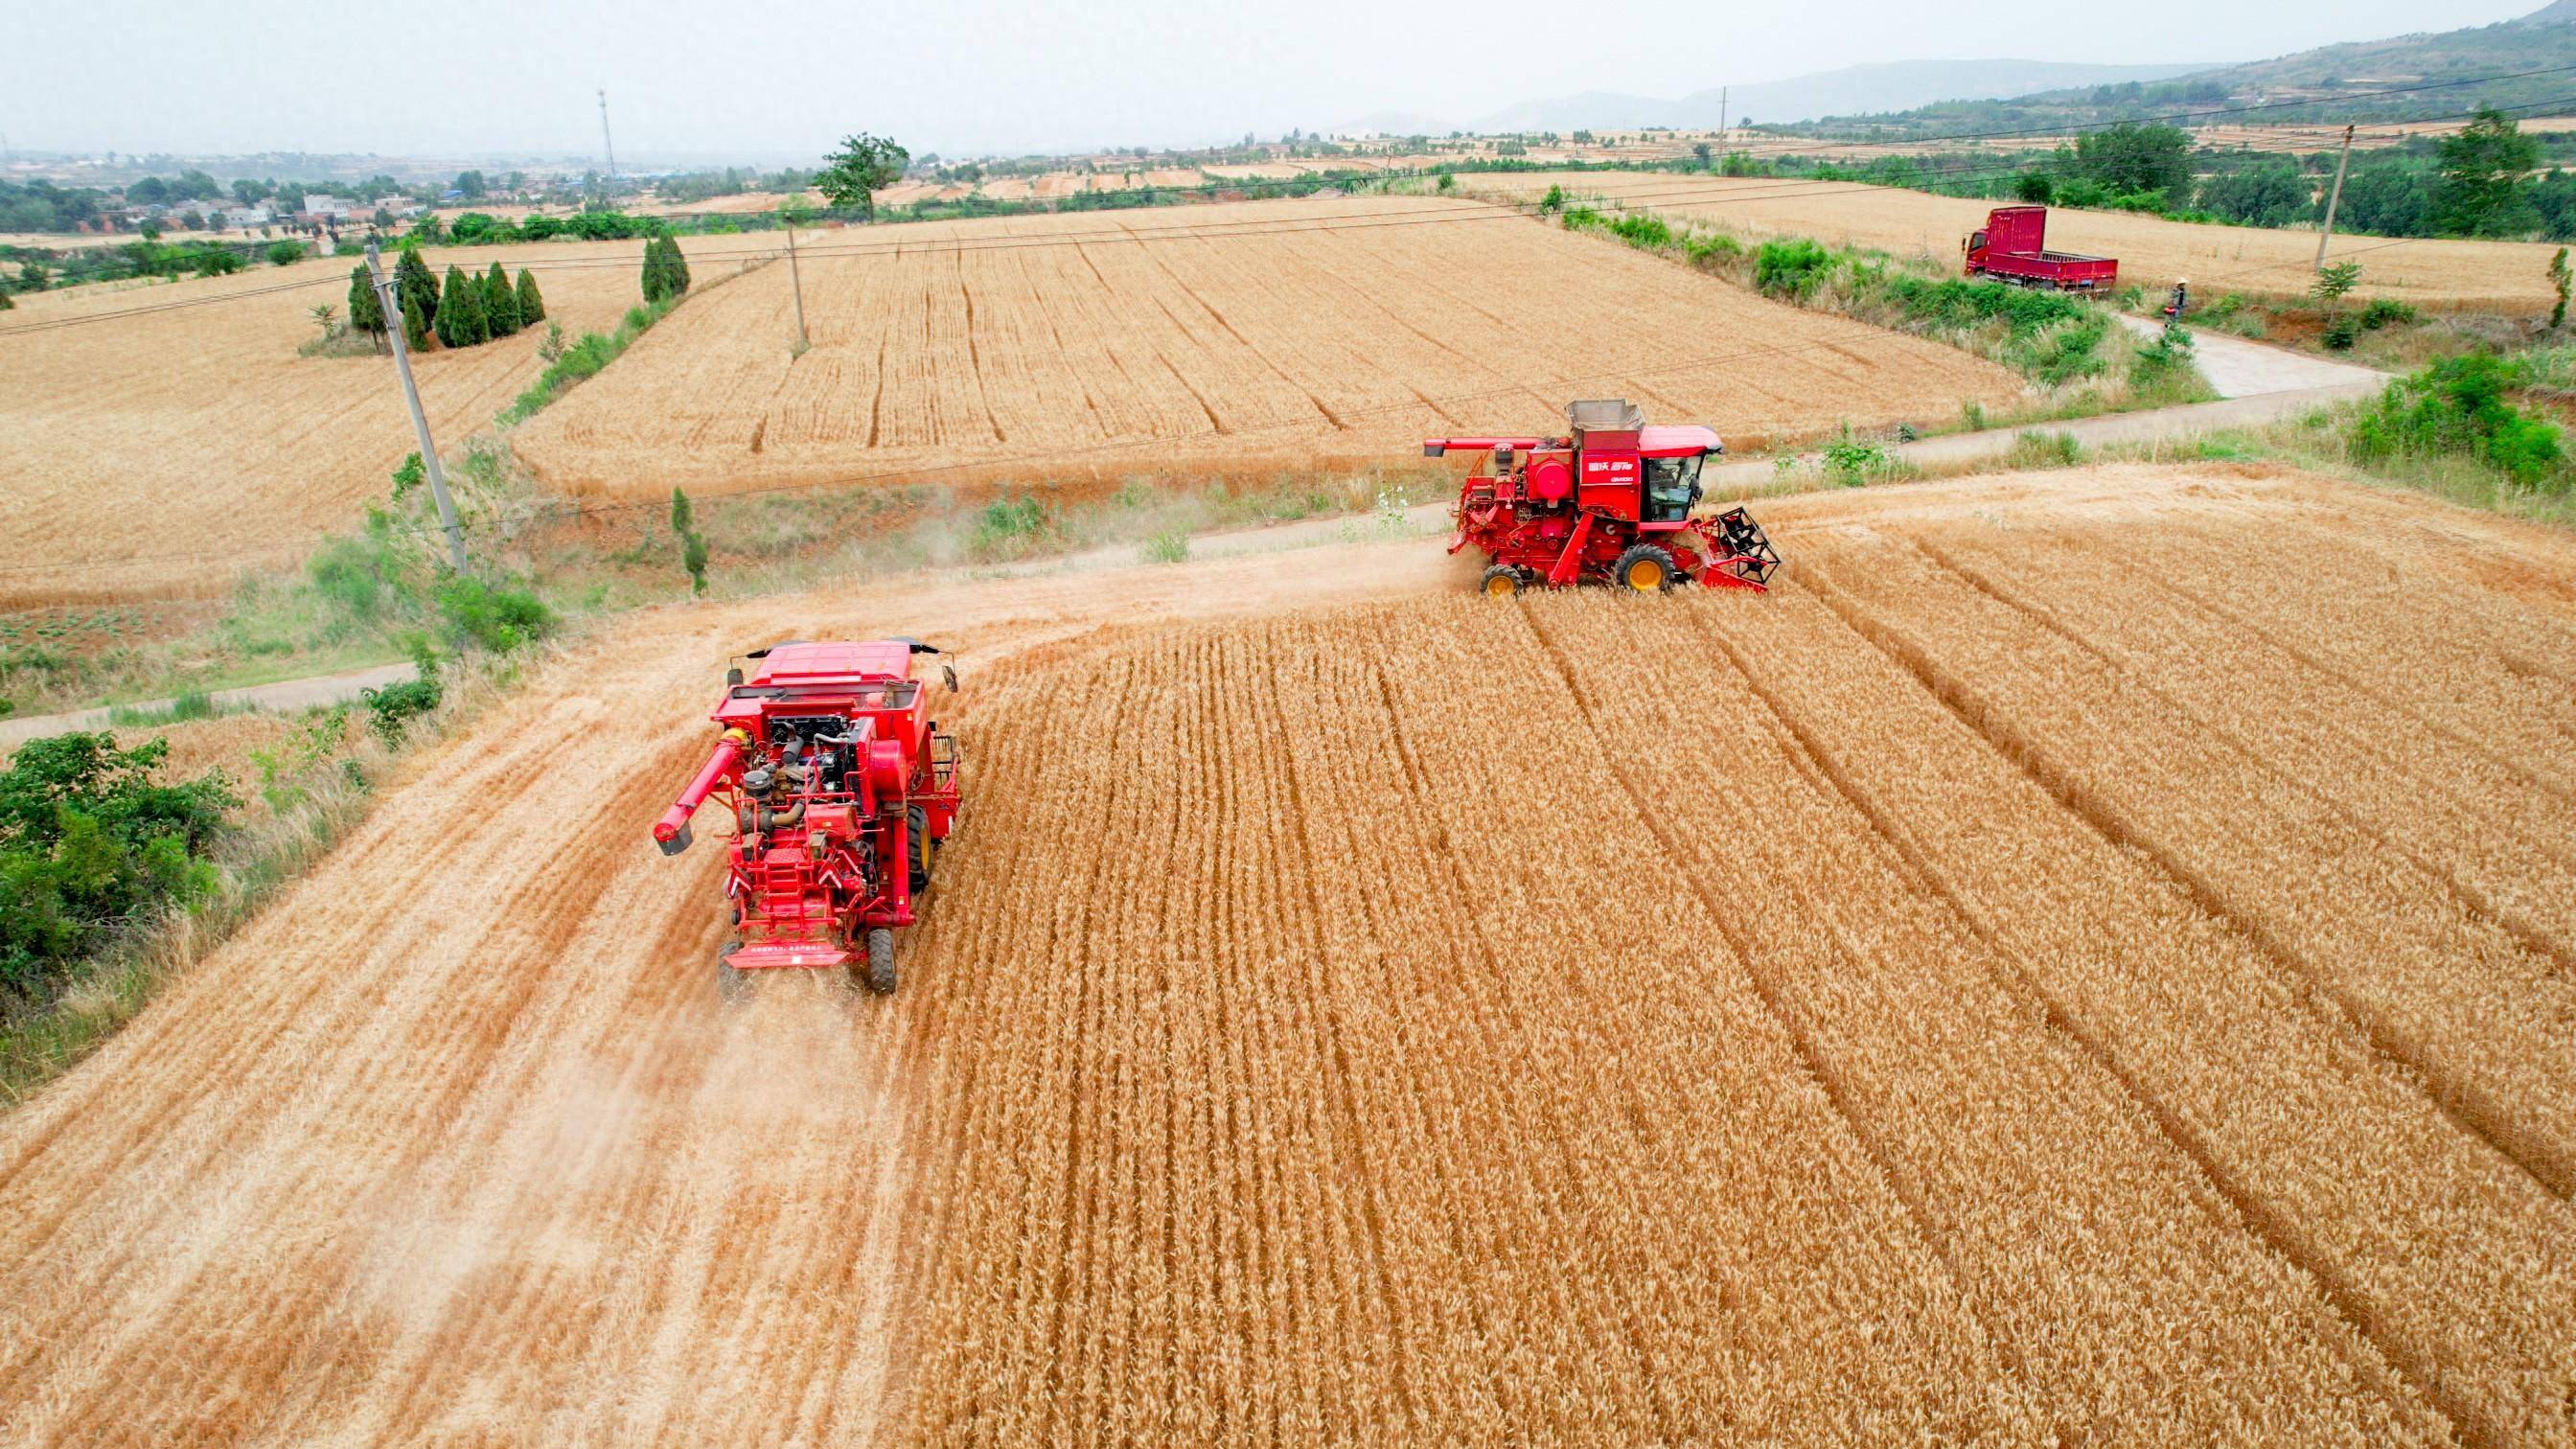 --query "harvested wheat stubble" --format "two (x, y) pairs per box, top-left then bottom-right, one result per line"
(0, 235), (759, 609)
(508, 196), (2020, 501)
(1462, 171), (2567, 309)
(2, 463), (2572, 1443)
